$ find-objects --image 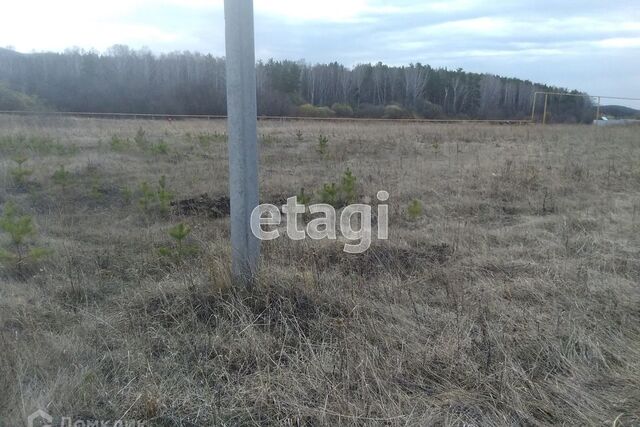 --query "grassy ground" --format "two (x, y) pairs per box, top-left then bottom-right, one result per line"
(0, 115), (639, 426)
